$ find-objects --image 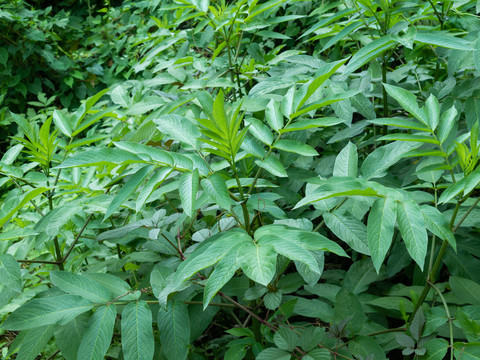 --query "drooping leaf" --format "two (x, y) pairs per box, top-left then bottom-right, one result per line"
(201, 172), (231, 210)
(16, 325), (55, 360)
(237, 241), (277, 286)
(255, 156), (288, 177)
(0, 187), (48, 228)
(367, 197), (397, 273)
(178, 169), (199, 218)
(397, 200), (428, 270)
(323, 212), (369, 255)
(121, 301), (154, 360)
(333, 142), (358, 177)
(3, 295), (93, 330)
(158, 301), (190, 360)
(0, 254), (22, 293)
(77, 305), (117, 360)
(273, 139), (318, 156)
(421, 205), (456, 250)
(50, 271), (112, 304)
